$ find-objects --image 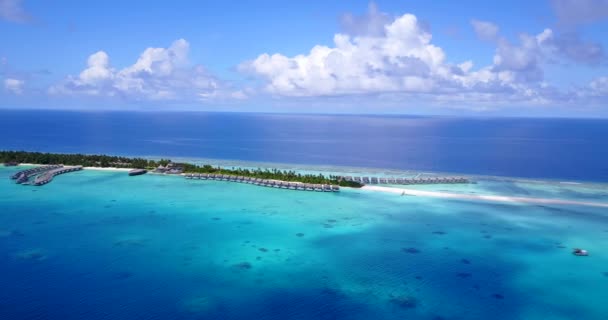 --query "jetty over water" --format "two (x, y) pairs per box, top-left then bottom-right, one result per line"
(340, 176), (469, 185)
(10, 165), (82, 185)
(184, 173), (340, 192)
(33, 166), (83, 186)
(10, 165), (62, 180)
